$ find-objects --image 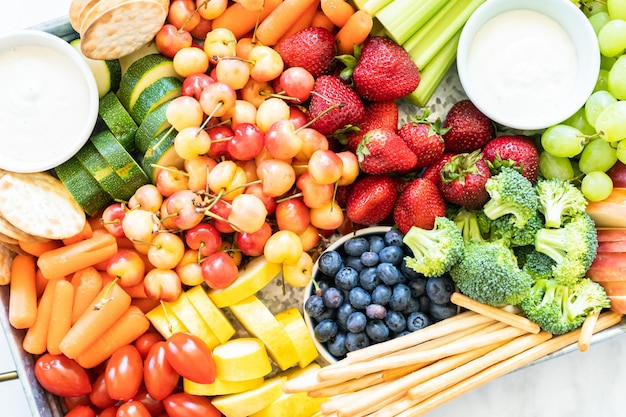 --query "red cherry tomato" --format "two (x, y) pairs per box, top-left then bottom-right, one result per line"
(134, 331), (164, 359)
(62, 394), (91, 411)
(98, 407), (118, 417)
(34, 353), (91, 397)
(144, 341), (180, 400)
(65, 405), (96, 417)
(163, 392), (221, 417)
(165, 333), (216, 384)
(89, 372), (116, 409)
(132, 387), (166, 416)
(116, 401), (152, 417)
(105, 345), (143, 401)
